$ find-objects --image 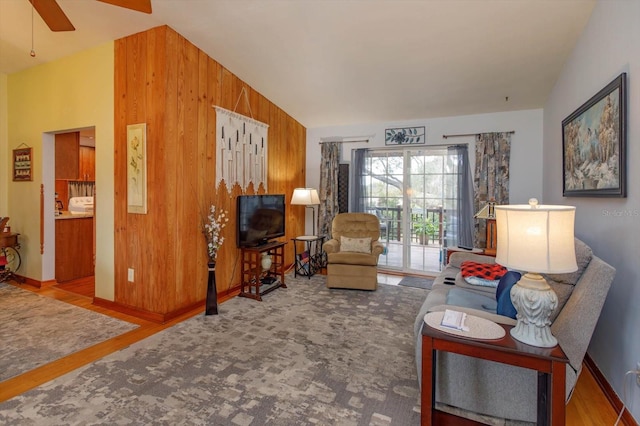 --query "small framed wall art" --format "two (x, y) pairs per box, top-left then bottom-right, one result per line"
(126, 123), (148, 214)
(385, 126), (426, 145)
(562, 73), (627, 197)
(13, 147), (33, 181)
